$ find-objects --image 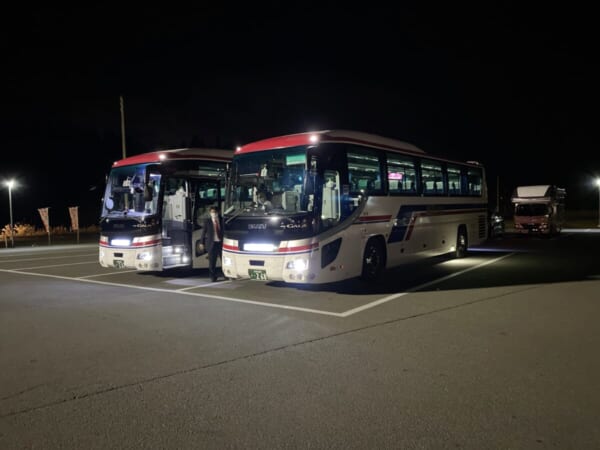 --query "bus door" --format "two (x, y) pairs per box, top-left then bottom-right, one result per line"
(161, 178), (192, 268)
